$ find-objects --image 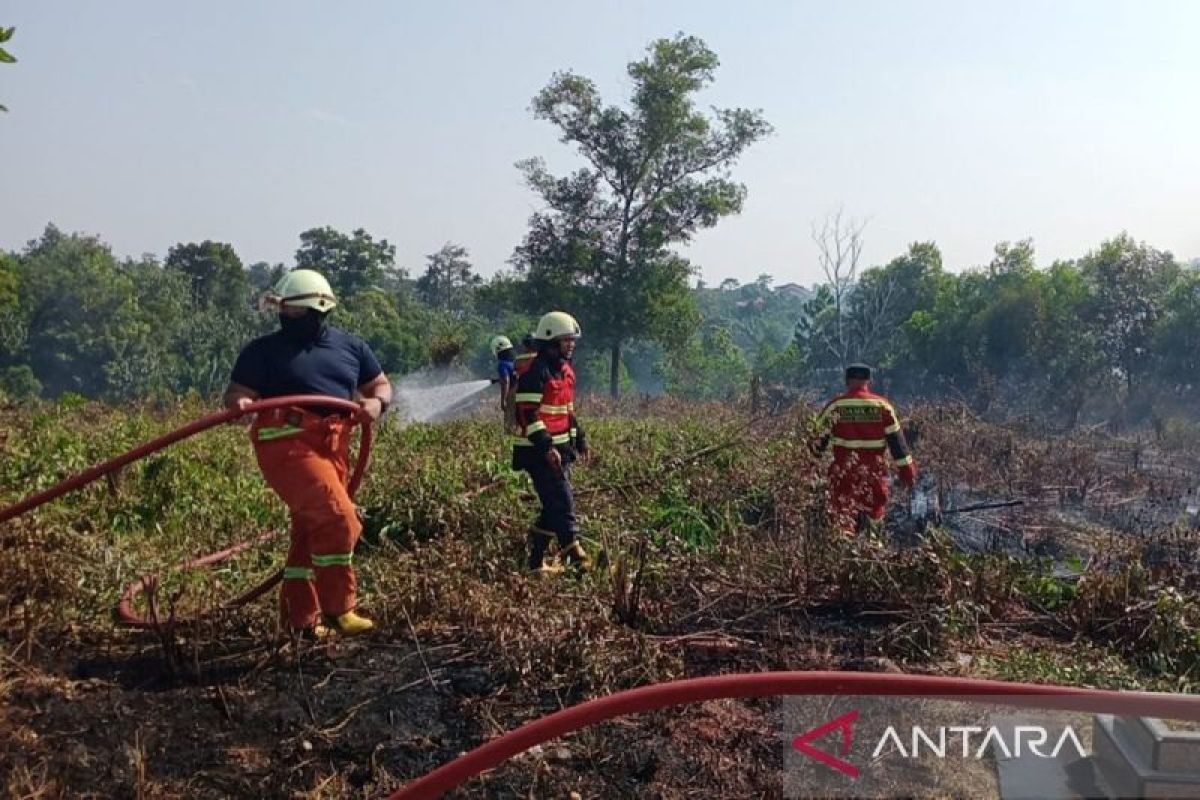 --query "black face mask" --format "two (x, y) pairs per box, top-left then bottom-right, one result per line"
(278, 309), (328, 345)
